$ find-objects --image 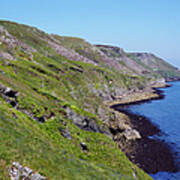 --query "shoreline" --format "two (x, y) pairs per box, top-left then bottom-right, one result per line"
(108, 85), (166, 108)
(109, 83), (179, 174)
